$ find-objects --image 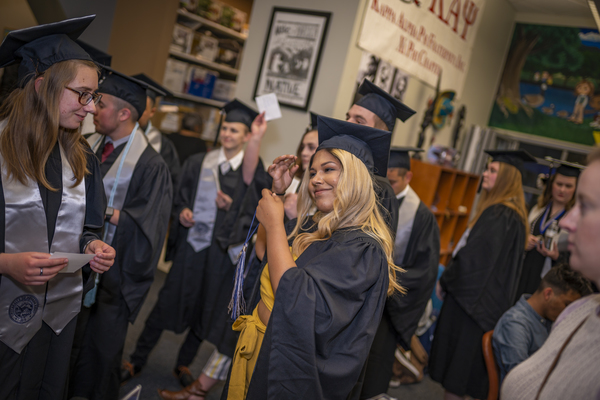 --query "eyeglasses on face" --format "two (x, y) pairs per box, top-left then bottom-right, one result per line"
(65, 86), (102, 106)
